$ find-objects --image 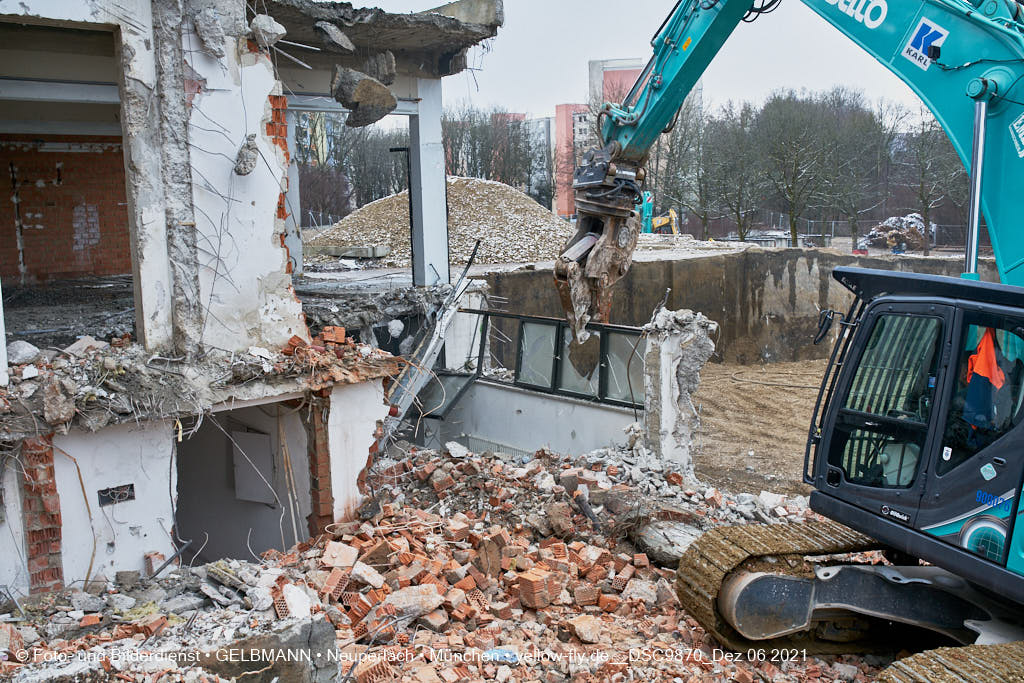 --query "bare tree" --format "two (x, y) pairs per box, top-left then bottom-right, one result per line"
(896, 108), (963, 255)
(660, 96), (714, 238)
(756, 90), (831, 246)
(820, 88), (888, 251)
(708, 102), (764, 241)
